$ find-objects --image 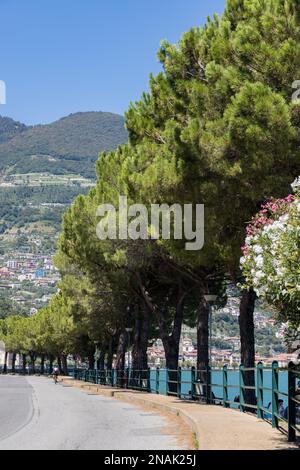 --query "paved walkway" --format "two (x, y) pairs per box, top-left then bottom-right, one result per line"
(62, 377), (300, 450)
